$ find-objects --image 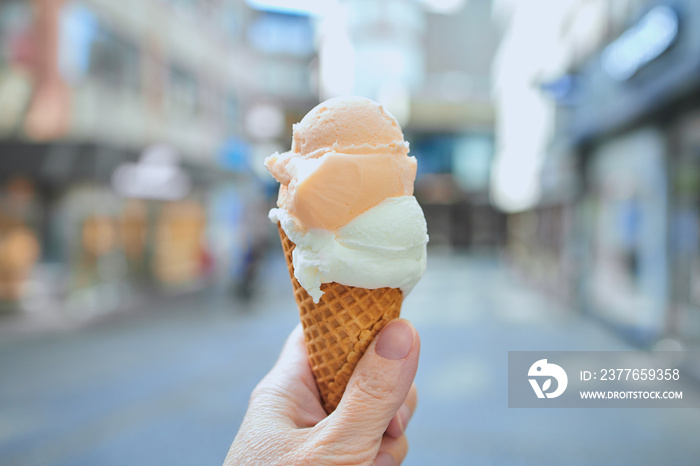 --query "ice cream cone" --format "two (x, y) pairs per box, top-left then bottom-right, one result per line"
(278, 224), (402, 413)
